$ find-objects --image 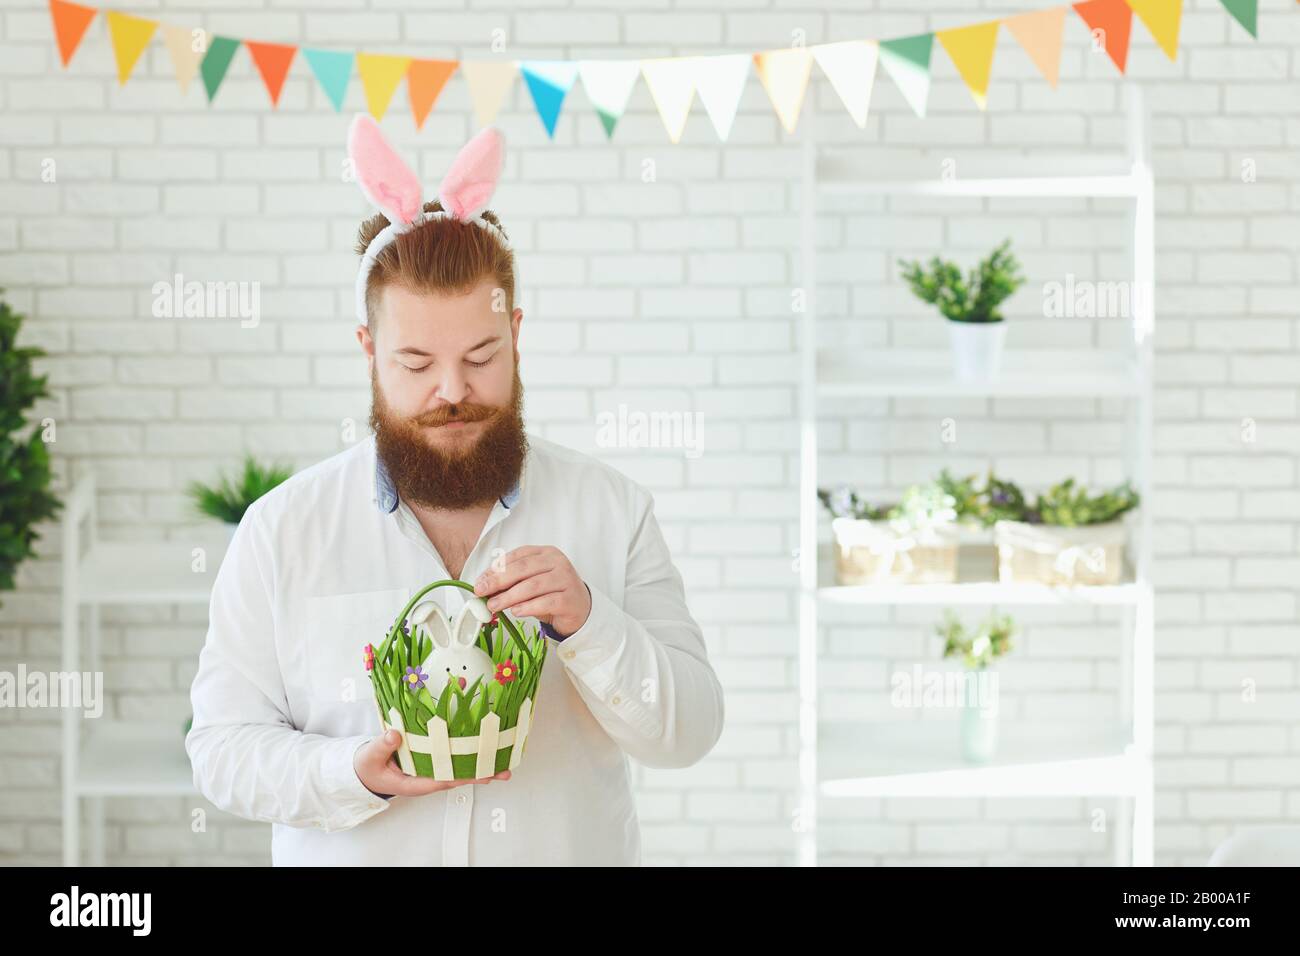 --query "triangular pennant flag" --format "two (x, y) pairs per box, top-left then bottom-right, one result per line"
(48, 0), (96, 68)
(692, 53), (750, 141)
(1127, 0), (1182, 60)
(356, 53), (411, 120)
(811, 40), (879, 129)
(577, 60), (641, 139)
(1073, 0), (1133, 74)
(163, 26), (208, 94)
(937, 21), (1000, 109)
(201, 36), (240, 103)
(460, 61), (517, 127)
(1218, 0), (1257, 37)
(246, 41), (297, 107)
(640, 57), (696, 143)
(878, 33), (934, 118)
(303, 48), (353, 112)
(752, 47), (813, 135)
(106, 10), (158, 85)
(1004, 7), (1067, 88)
(407, 59), (457, 129)
(520, 60), (579, 138)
